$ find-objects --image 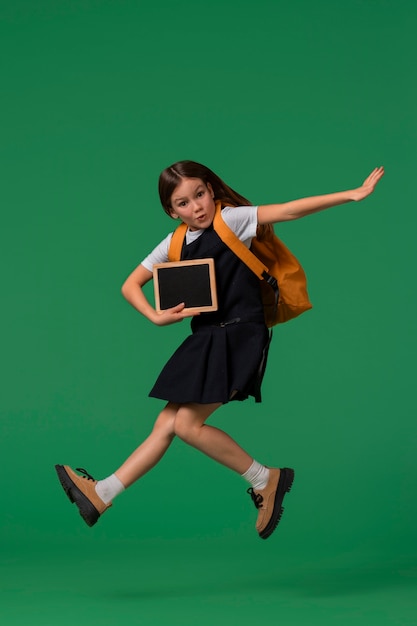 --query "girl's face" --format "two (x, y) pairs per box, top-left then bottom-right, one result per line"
(169, 177), (216, 231)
